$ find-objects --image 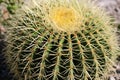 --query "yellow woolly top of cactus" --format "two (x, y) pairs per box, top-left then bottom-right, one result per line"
(49, 6), (80, 32)
(24, 0), (111, 33)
